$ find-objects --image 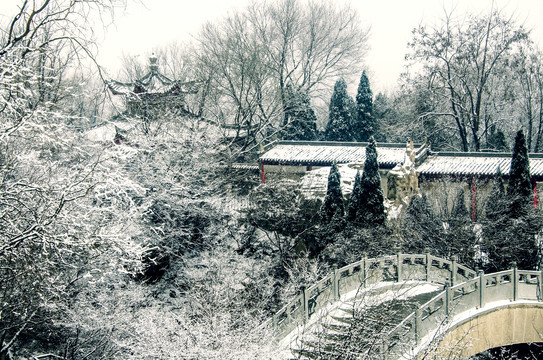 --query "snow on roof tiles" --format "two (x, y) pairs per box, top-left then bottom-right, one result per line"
(300, 164), (359, 200)
(259, 141), (408, 168)
(418, 152), (543, 178)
